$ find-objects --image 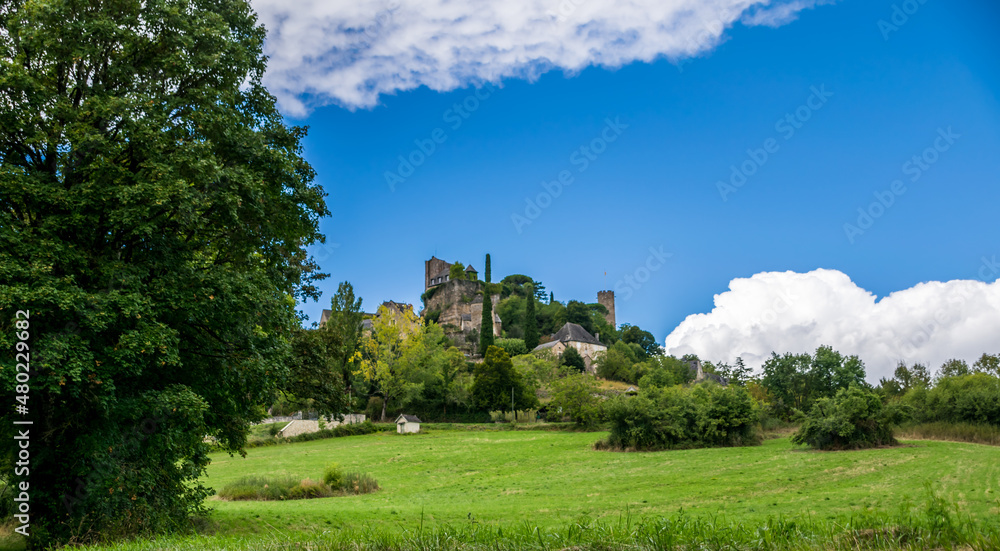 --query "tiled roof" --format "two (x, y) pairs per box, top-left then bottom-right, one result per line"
(551, 322), (602, 345)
